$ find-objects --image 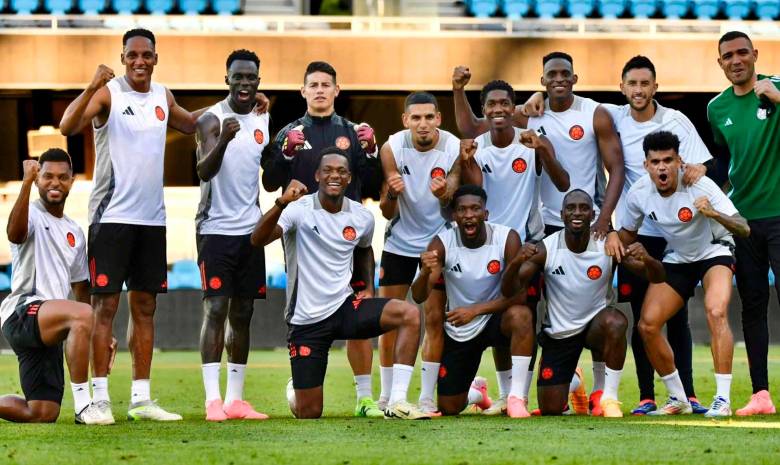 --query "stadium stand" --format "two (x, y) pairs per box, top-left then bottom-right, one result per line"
(755, 0), (780, 19)
(629, 0), (656, 18)
(10, 0), (39, 14)
(243, 0), (301, 15)
(466, 0), (500, 17)
(568, 0), (595, 18)
(144, 0), (174, 15)
(179, 0), (208, 15)
(112, 0), (140, 14)
(77, 0), (105, 14)
(660, 0), (690, 18)
(598, 0), (626, 18)
(723, 0), (751, 19)
(45, 0), (72, 14)
(502, 0), (532, 18)
(536, 0), (563, 17)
